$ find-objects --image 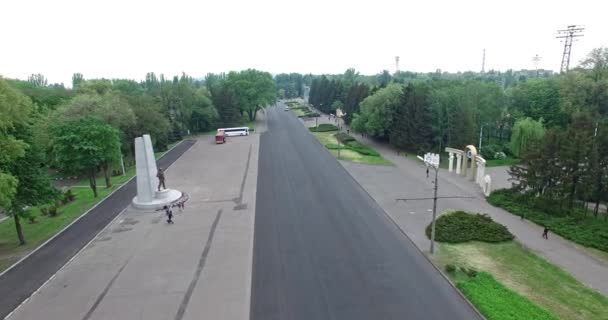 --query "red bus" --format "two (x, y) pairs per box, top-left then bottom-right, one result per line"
(215, 130), (226, 144)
